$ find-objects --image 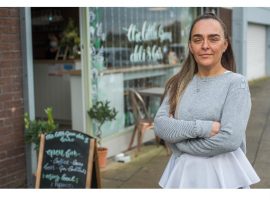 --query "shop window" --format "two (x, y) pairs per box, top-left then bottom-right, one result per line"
(89, 7), (196, 70)
(89, 7), (197, 131)
(123, 75), (167, 127)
